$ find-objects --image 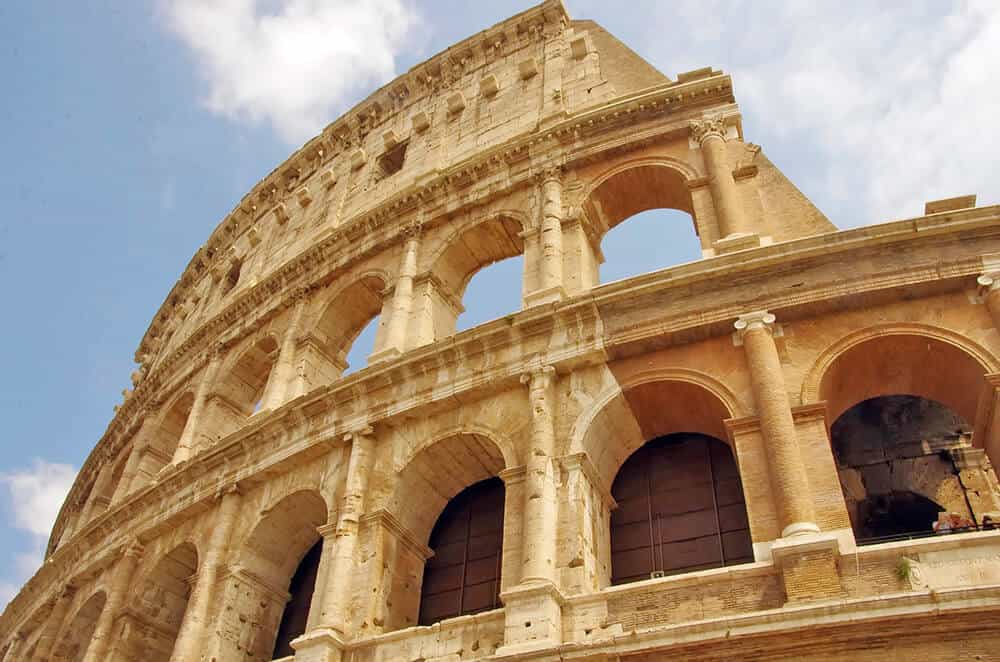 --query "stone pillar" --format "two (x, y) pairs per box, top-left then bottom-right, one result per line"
(498, 367), (564, 655)
(524, 169), (566, 306)
(978, 272), (1000, 331)
(259, 297), (308, 411)
(2, 632), (26, 662)
(30, 583), (77, 662)
(690, 117), (752, 245)
(294, 428), (376, 661)
(371, 227), (420, 362)
(168, 486), (241, 662)
(79, 461), (116, 525)
(735, 311), (818, 538)
(173, 351), (222, 464)
(82, 541), (143, 662)
(111, 423), (153, 504)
